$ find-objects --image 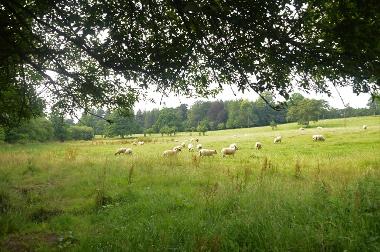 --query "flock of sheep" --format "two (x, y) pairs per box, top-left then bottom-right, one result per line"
(115, 125), (369, 157)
